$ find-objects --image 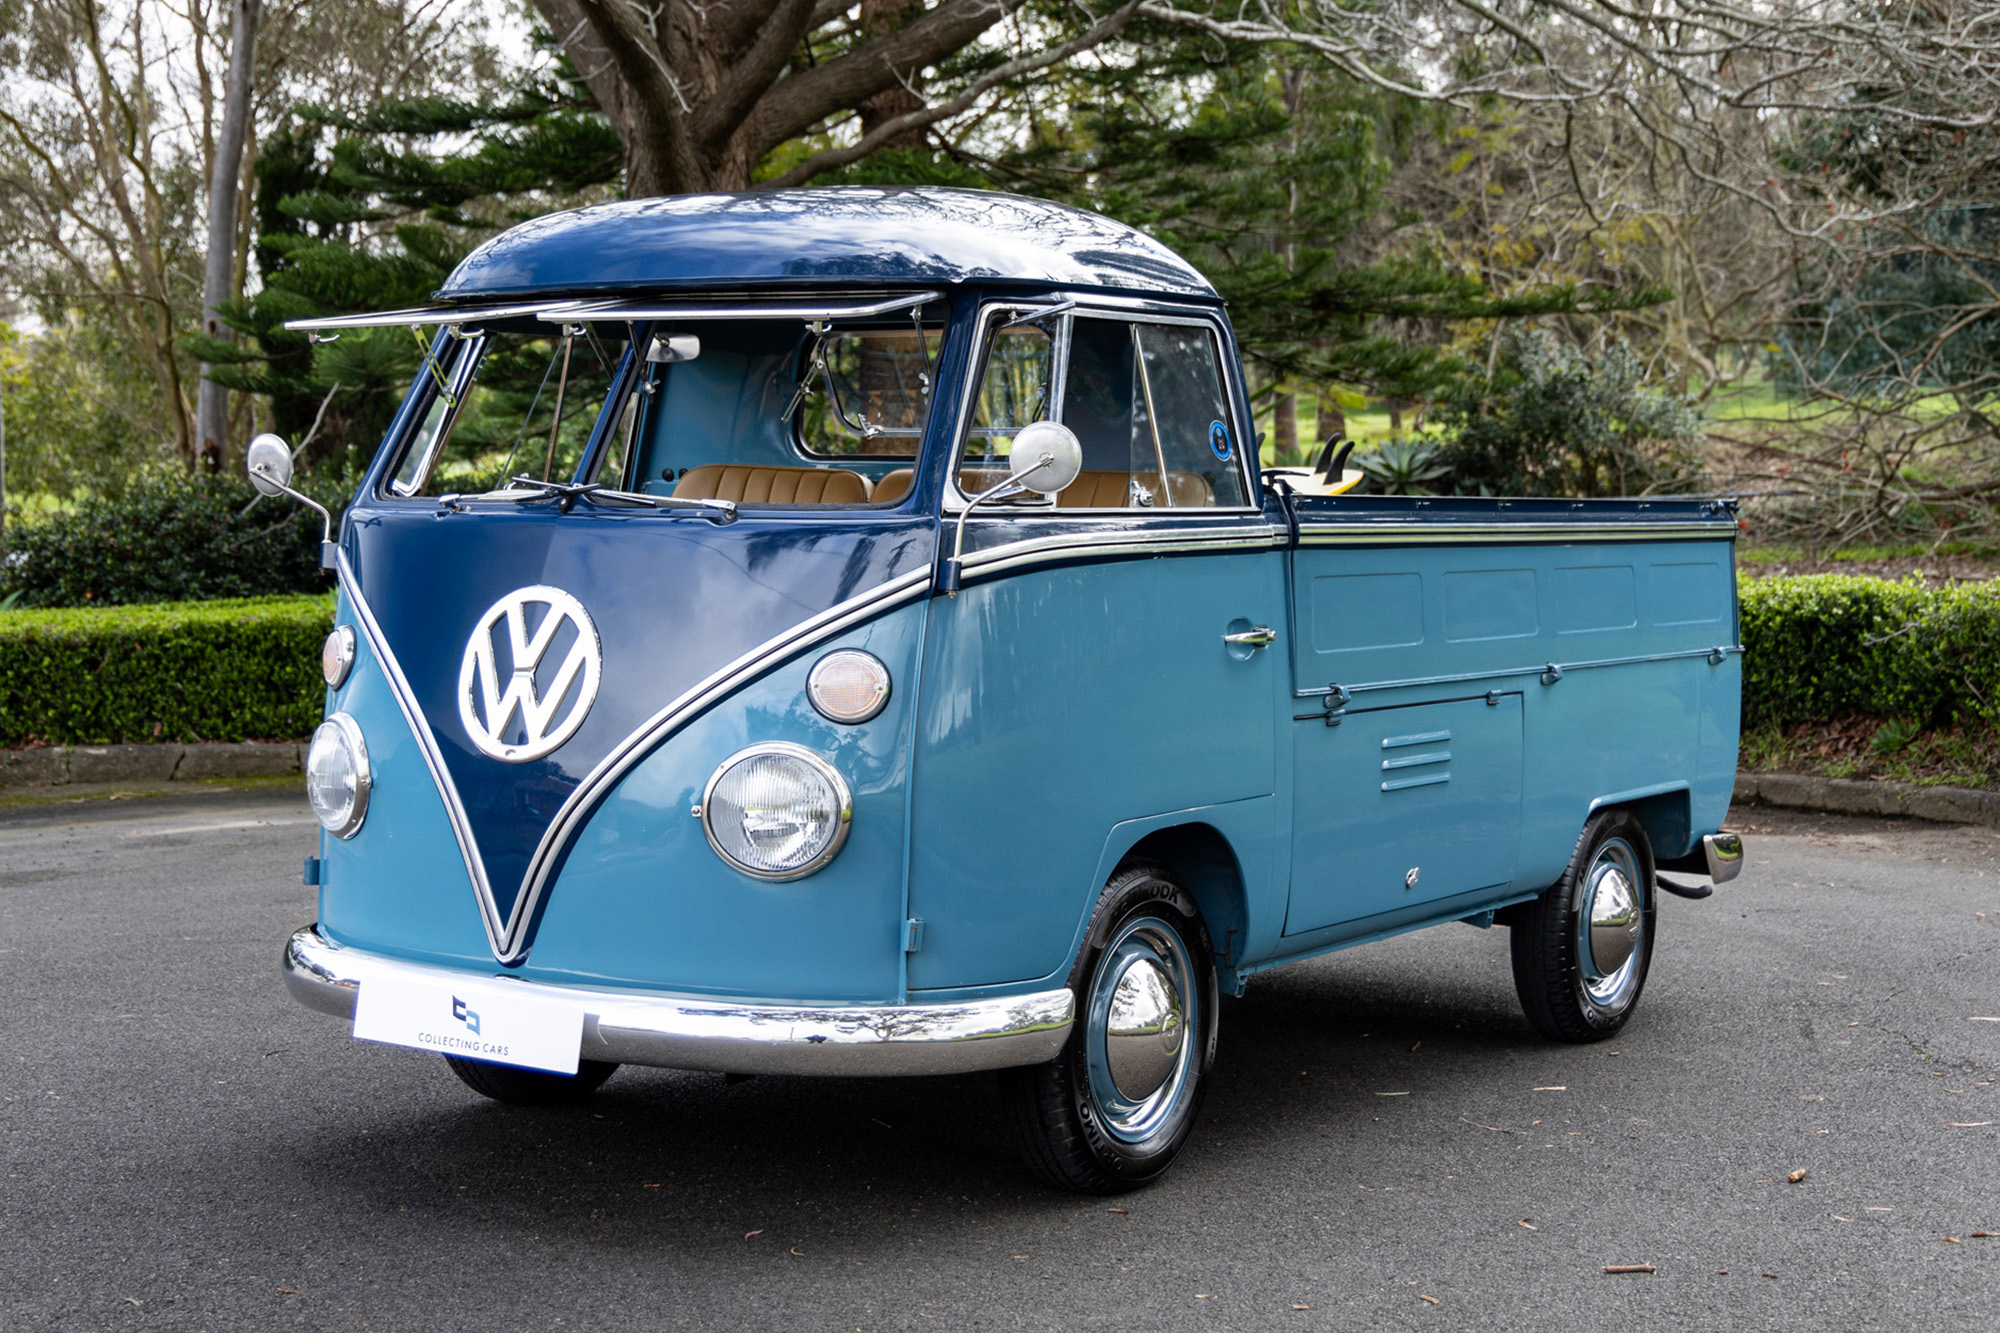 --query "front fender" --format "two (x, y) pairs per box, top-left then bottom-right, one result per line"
(517, 600), (926, 1003)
